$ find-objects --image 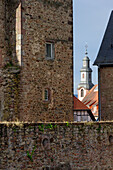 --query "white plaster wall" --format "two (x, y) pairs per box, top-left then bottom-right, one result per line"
(74, 111), (92, 122)
(78, 88), (88, 101)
